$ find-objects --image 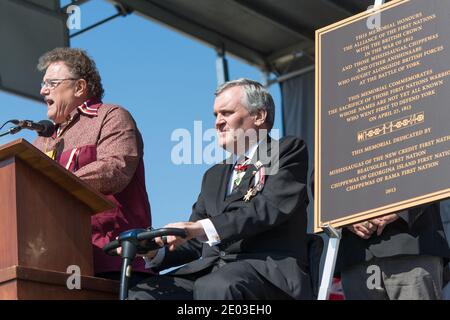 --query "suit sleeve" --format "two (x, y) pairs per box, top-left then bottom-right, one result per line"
(210, 137), (308, 243)
(154, 176), (208, 271)
(397, 203), (438, 228)
(74, 107), (140, 194)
